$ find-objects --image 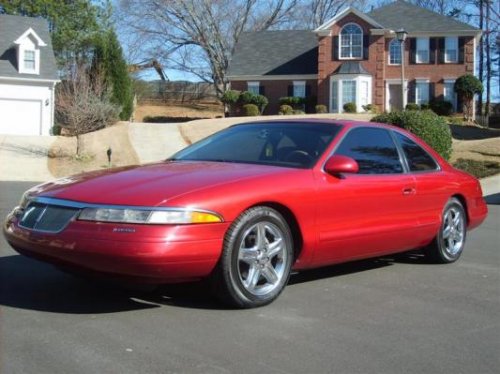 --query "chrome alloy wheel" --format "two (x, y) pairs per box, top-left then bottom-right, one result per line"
(237, 222), (288, 296)
(442, 206), (465, 256)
